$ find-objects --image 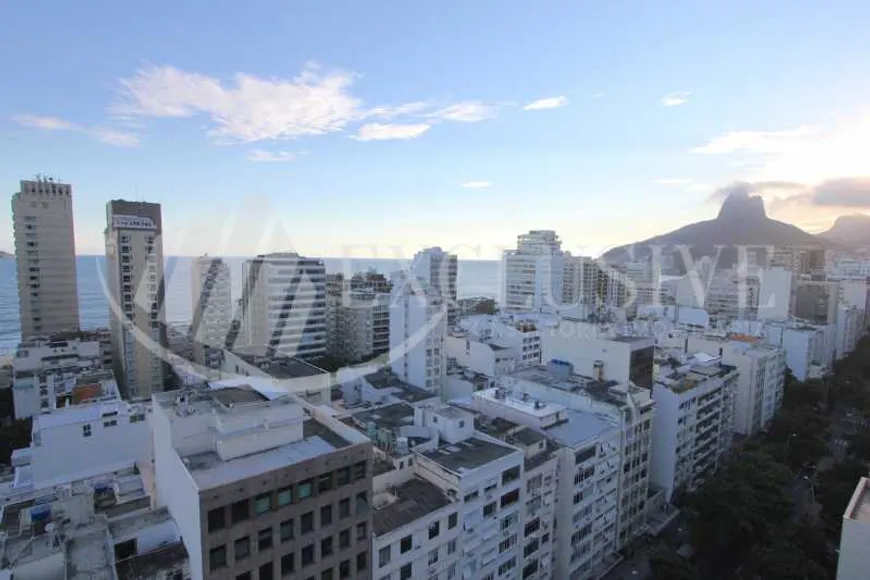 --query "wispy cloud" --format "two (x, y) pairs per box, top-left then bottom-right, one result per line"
(661, 91), (692, 107)
(13, 115), (140, 147)
(354, 123), (431, 141)
(247, 150), (300, 162)
(691, 126), (820, 155)
(429, 101), (496, 122)
(460, 181), (492, 189)
(523, 96), (568, 111)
